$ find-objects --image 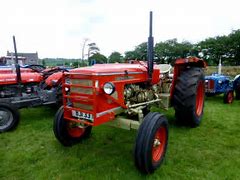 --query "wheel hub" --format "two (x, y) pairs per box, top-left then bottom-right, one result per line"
(153, 138), (161, 147)
(0, 109), (13, 128)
